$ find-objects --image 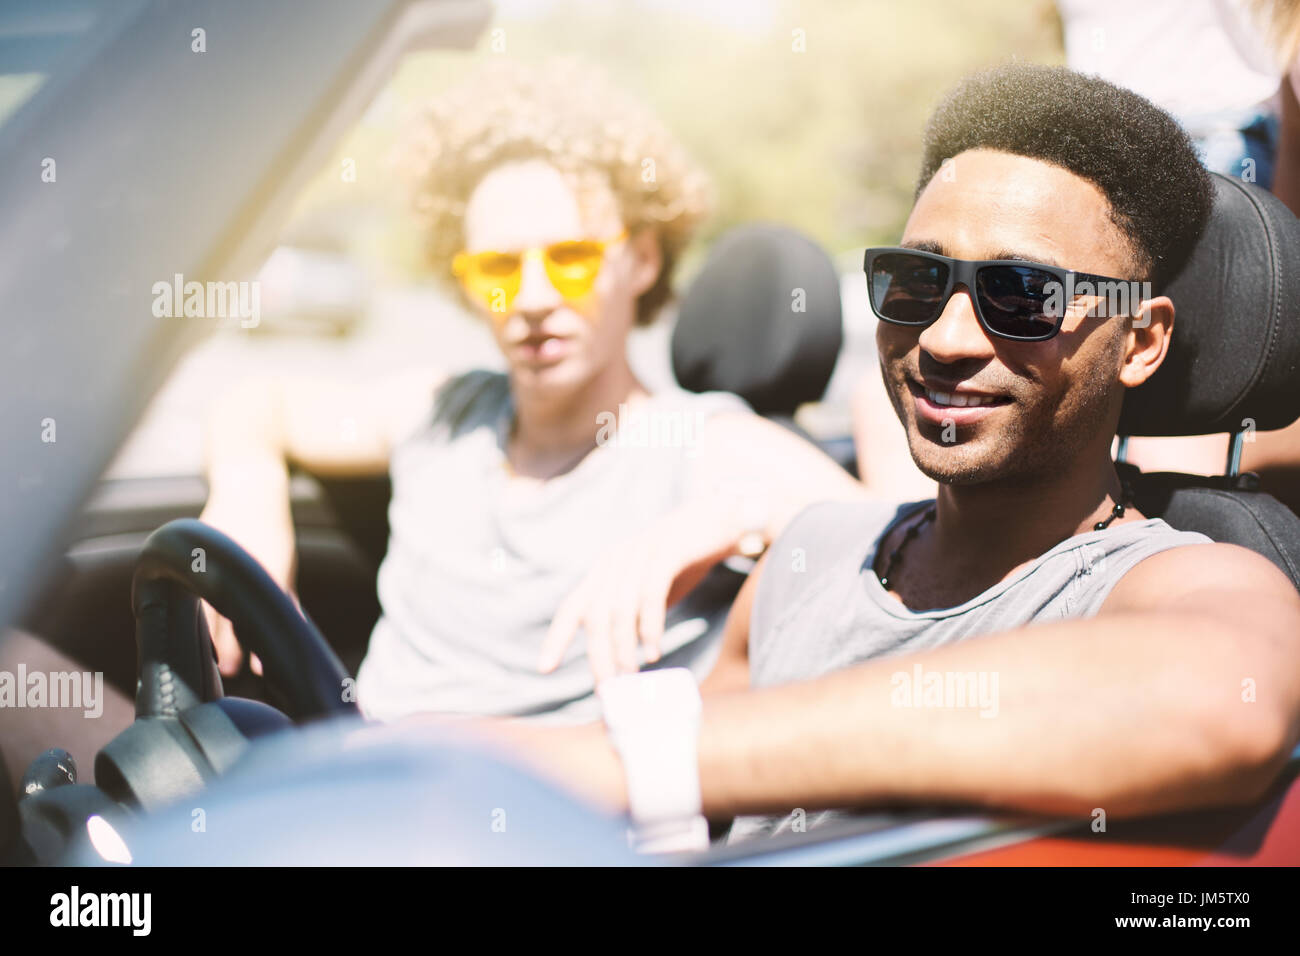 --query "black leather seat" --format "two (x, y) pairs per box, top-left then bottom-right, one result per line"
(671, 223), (849, 467)
(1118, 174), (1300, 590)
